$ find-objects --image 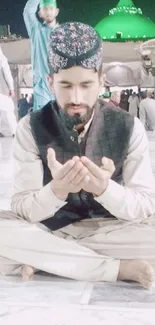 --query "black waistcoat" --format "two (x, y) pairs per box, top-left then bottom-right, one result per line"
(30, 100), (134, 231)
